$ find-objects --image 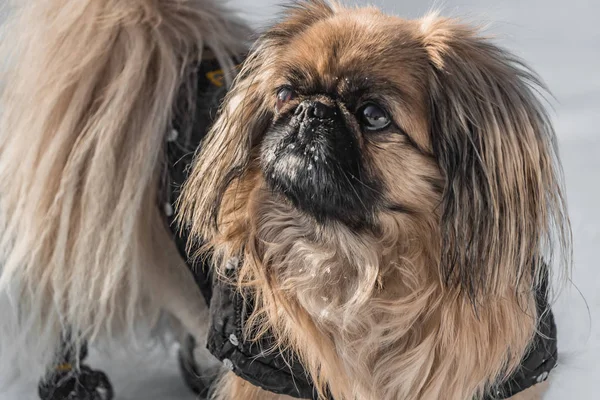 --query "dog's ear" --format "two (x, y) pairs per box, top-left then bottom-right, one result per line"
(419, 15), (571, 300)
(177, 44), (272, 242)
(178, 1), (336, 244)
